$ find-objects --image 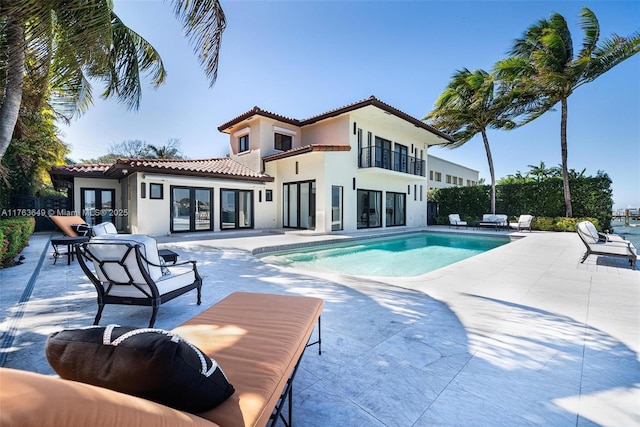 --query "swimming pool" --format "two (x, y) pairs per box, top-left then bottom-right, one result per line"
(259, 232), (510, 277)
